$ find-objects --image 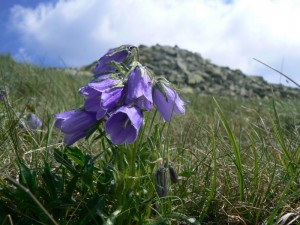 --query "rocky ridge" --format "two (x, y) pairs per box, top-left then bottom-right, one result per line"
(84, 44), (300, 98)
(138, 44), (300, 98)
